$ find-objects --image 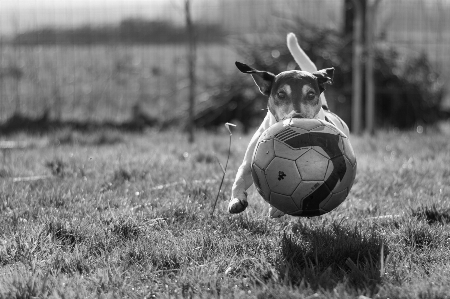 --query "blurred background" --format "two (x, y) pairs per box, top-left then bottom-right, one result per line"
(0, 0), (449, 136)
